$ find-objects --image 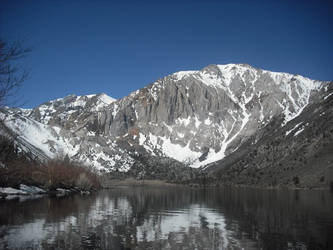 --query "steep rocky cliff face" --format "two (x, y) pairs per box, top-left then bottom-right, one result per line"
(104, 64), (324, 168)
(205, 84), (333, 188)
(0, 64), (331, 187)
